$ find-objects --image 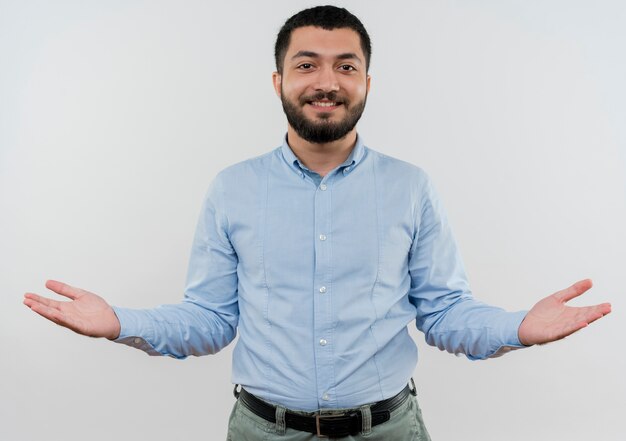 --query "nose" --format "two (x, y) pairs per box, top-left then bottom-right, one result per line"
(314, 66), (340, 92)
